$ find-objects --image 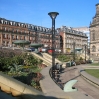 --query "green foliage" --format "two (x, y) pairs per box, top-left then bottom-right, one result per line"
(38, 59), (43, 64)
(31, 80), (37, 87)
(9, 52), (15, 57)
(90, 63), (99, 66)
(0, 51), (43, 72)
(0, 49), (43, 91)
(23, 53), (38, 67)
(12, 56), (24, 65)
(57, 55), (71, 62)
(79, 57), (83, 60)
(0, 57), (12, 69)
(31, 66), (41, 73)
(8, 64), (23, 74)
